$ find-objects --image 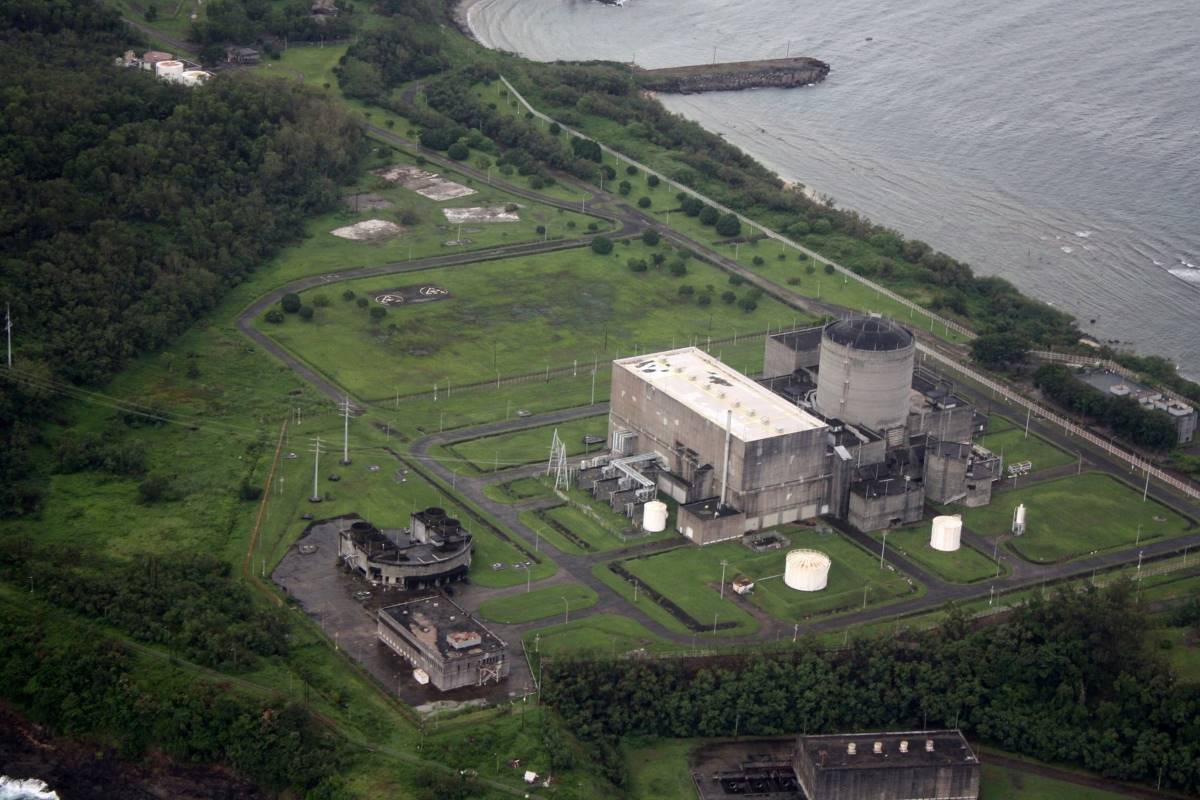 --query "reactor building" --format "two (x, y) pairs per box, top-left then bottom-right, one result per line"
(793, 730), (981, 800)
(581, 316), (999, 543)
(339, 507), (473, 590)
